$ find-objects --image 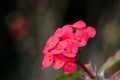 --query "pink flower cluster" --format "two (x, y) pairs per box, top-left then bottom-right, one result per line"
(42, 20), (96, 73)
